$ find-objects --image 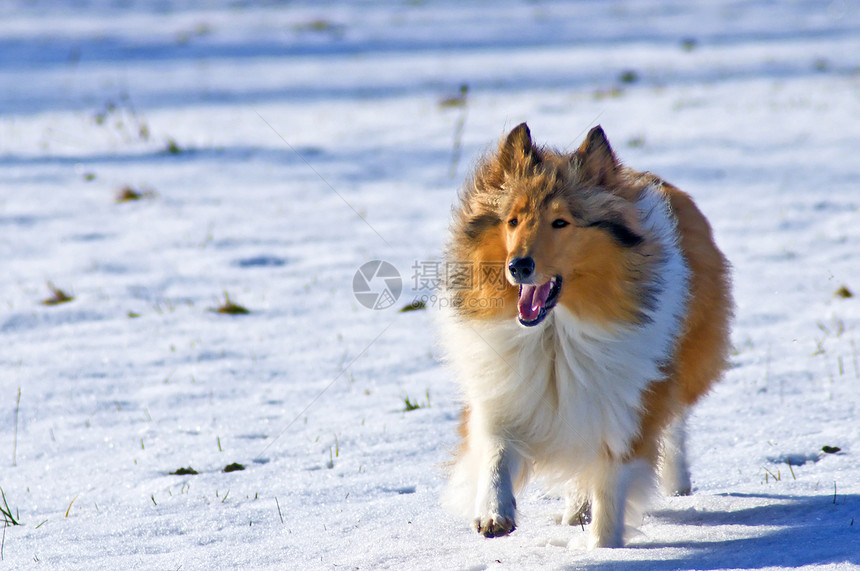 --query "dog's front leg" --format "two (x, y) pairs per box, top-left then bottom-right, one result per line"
(473, 436), (520, 538)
